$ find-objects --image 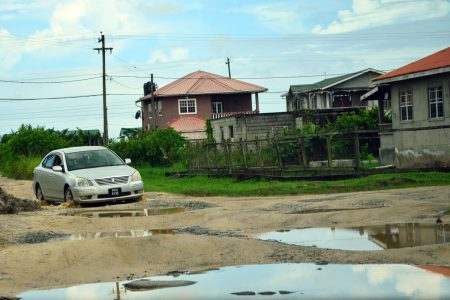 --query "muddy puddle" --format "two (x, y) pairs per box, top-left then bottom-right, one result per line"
(66, 208), (186, 218)
(257, 223), (449, 251)
(18, 263), (450, 299)
(48, 229), (174, 242)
